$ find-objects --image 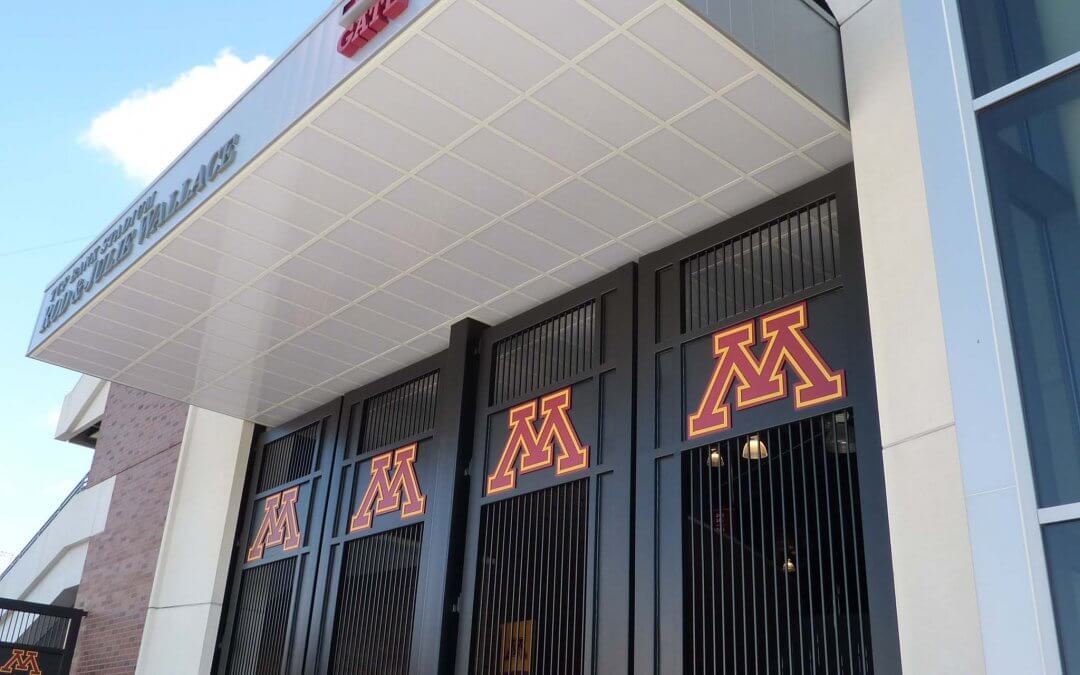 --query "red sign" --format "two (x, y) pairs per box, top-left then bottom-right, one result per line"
(487, 387), (590, 495)
(338, 0), (409, 58)
(687, 301), (845, 440)
(349, 443), (426, 531)
(246, 486), (302, 562)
